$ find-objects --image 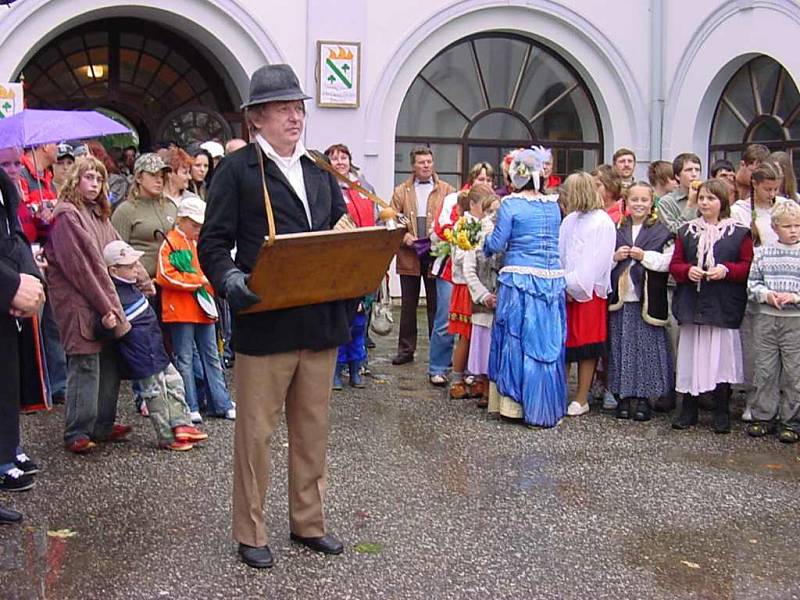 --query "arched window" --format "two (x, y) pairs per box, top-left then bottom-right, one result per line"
(710, 56), (800, 176)
(19, 18), (239, 147)
(395, 33), (603, 188)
